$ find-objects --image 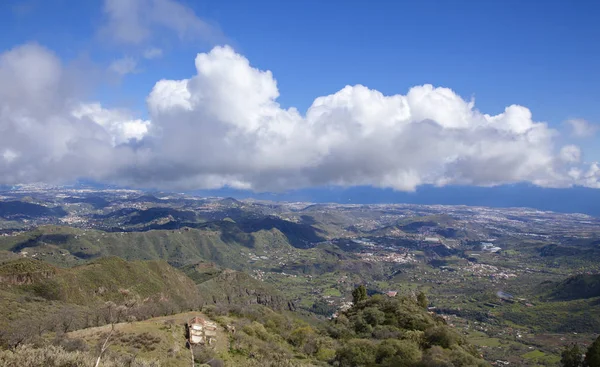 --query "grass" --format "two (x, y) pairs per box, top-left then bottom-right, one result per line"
(522, 349), (546, 364)
(69, 311), (223, 367)
(323, 288), (342, 297)
(468, 336), (502, 347)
